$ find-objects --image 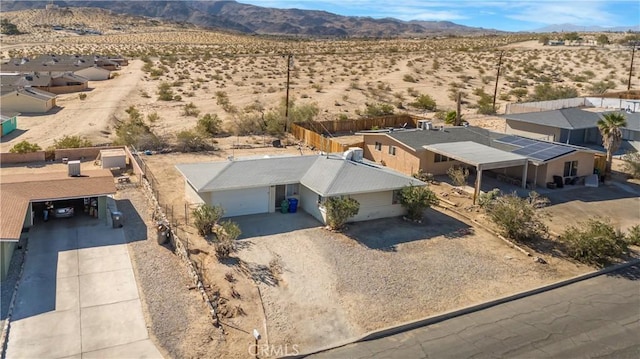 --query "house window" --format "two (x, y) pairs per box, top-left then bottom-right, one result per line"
(388, 146), (396, 156)
(563, 161), (578, 177)
(392, 189), (401, 204)
(435, 153), (450, 162)
(375, 142), (382, 151)
(286, 183), (299, 196)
